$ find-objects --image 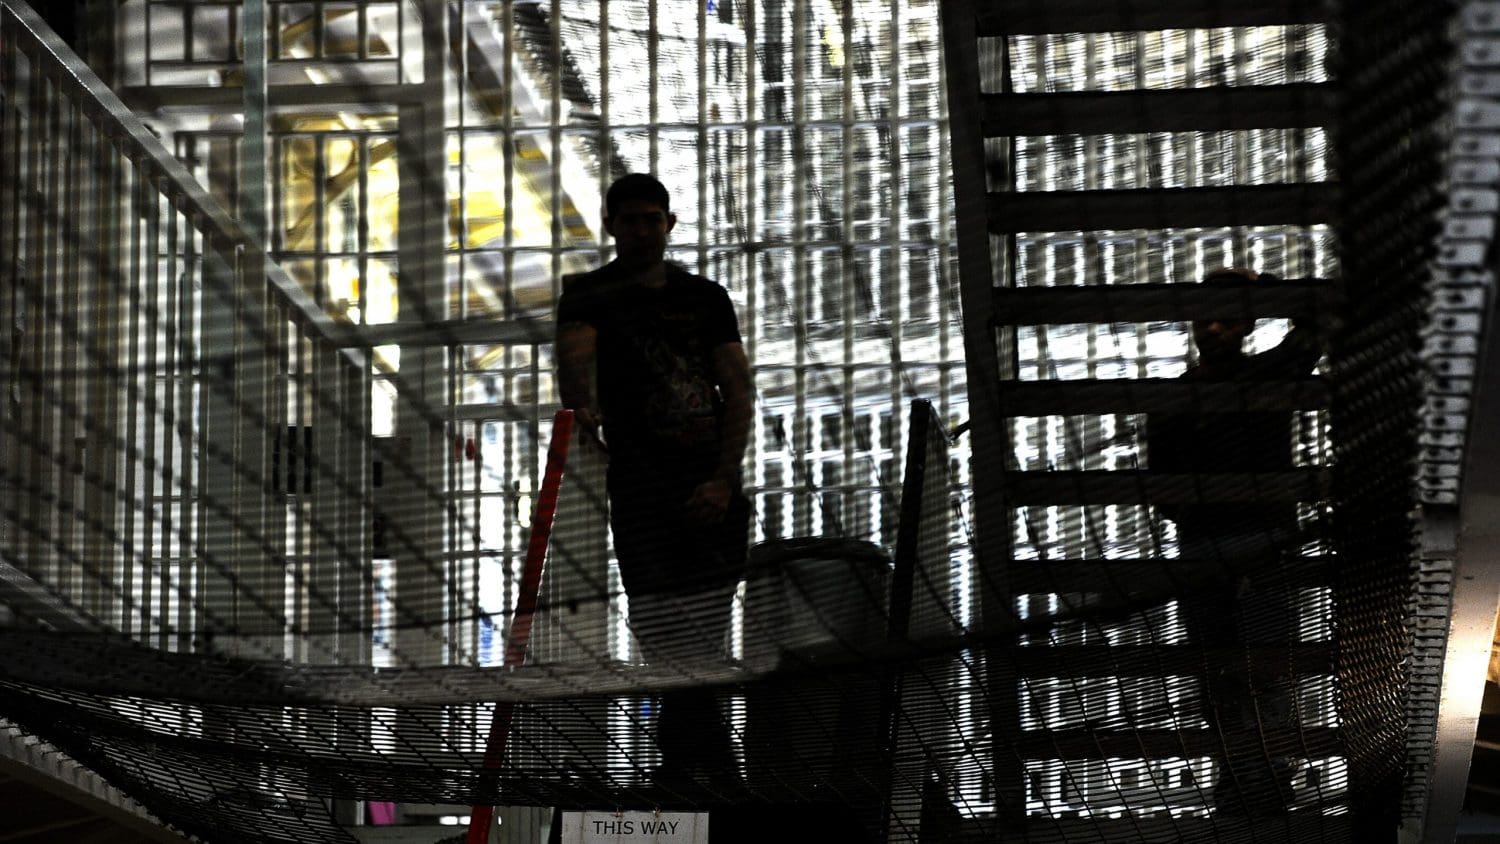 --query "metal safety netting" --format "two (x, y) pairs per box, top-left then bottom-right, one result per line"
(0, 0), (1469, 842)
